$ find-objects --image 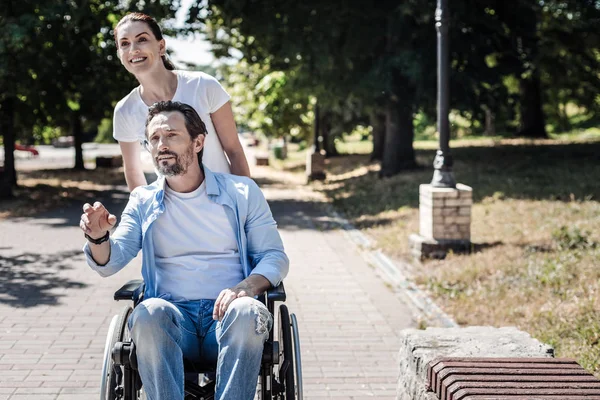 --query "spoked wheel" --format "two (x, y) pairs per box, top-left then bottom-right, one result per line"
(101, 313), (120, 400)
(100, 305), (142, 400)
(277, 305), (294, 399)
